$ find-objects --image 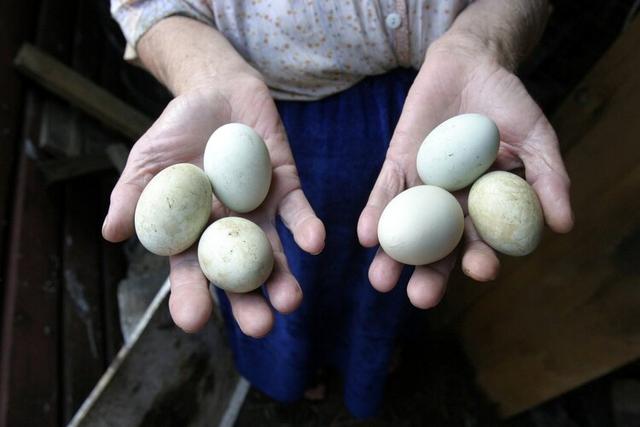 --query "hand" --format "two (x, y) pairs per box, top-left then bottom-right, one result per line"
(103, 69), (325, 338)
(357, 35), (573, 309)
